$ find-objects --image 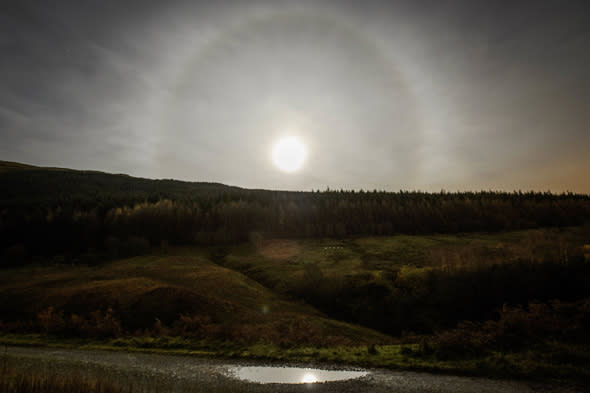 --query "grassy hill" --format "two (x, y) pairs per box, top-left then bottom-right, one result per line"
(2, 226), (589, 338)
(2, 229), (590, 382)
(0, 247), (389, 347)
